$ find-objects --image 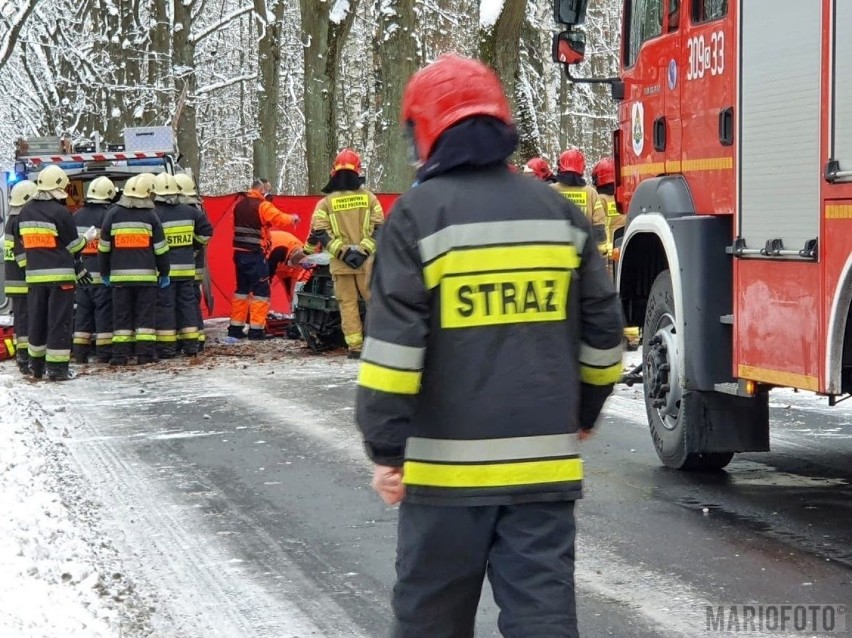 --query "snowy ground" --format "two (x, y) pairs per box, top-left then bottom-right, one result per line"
(0, 373), (156, 637)
(1, 334), (850, 637)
